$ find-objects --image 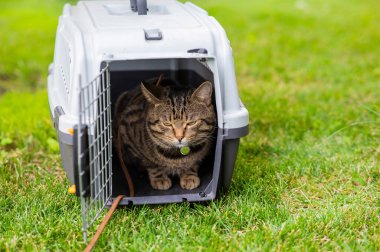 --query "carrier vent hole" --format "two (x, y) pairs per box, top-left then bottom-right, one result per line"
(59, 65), (70, 96)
